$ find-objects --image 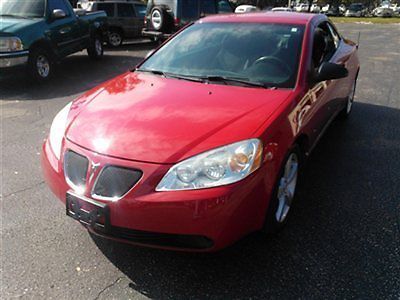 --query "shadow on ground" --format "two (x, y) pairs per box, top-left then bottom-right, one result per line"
(91, 102), (400, 299)
(0, 42), (155, 101)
